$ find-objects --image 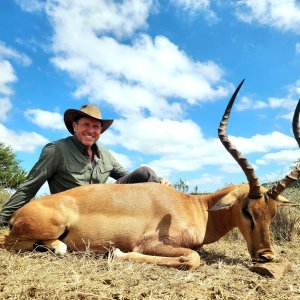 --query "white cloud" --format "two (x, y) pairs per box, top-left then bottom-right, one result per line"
(46, 0), (152, 39)
(172, 0), (211, 10)
(0, 42), (32, 66)
(286, 79), (300, 97)
(42, 1), (229, 119)
(110, 151), (133, 170)
(24, 109), (65, 130)
(229, 75), (300, 121)
(108, 116), (206, 155)
(219, 163), (246, 174)
(101, 115), (236, 176)
(102, 111), (299, 178)
(0, 42), (32, 128)
(230, 131), (298, 154)
(268, 97), (296, 109)
(71, 69), (184, 119)
(187, 173), (225, 192)
(268, 97), (298, 120)
(233, 78), (300, 120)
(0, 124), (49, 153)
(0, 60), (17, 95)
(256, 149), (300, 165)
(139, 127), (298, 177)
(235, 96), (267, 111)
(262, 164), (298, 183)
(280, 111), (294, 121)
(0, 98), (13, 121)
(170, 0), (217, 21)
(51, 33), (228, 118)
(235, 0), (300, 33)
(15, 0), (45, 12)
